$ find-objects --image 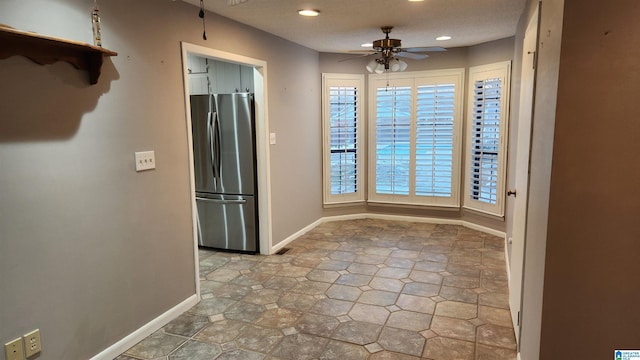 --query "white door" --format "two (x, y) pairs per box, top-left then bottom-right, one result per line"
(510, 6), (539, 345)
